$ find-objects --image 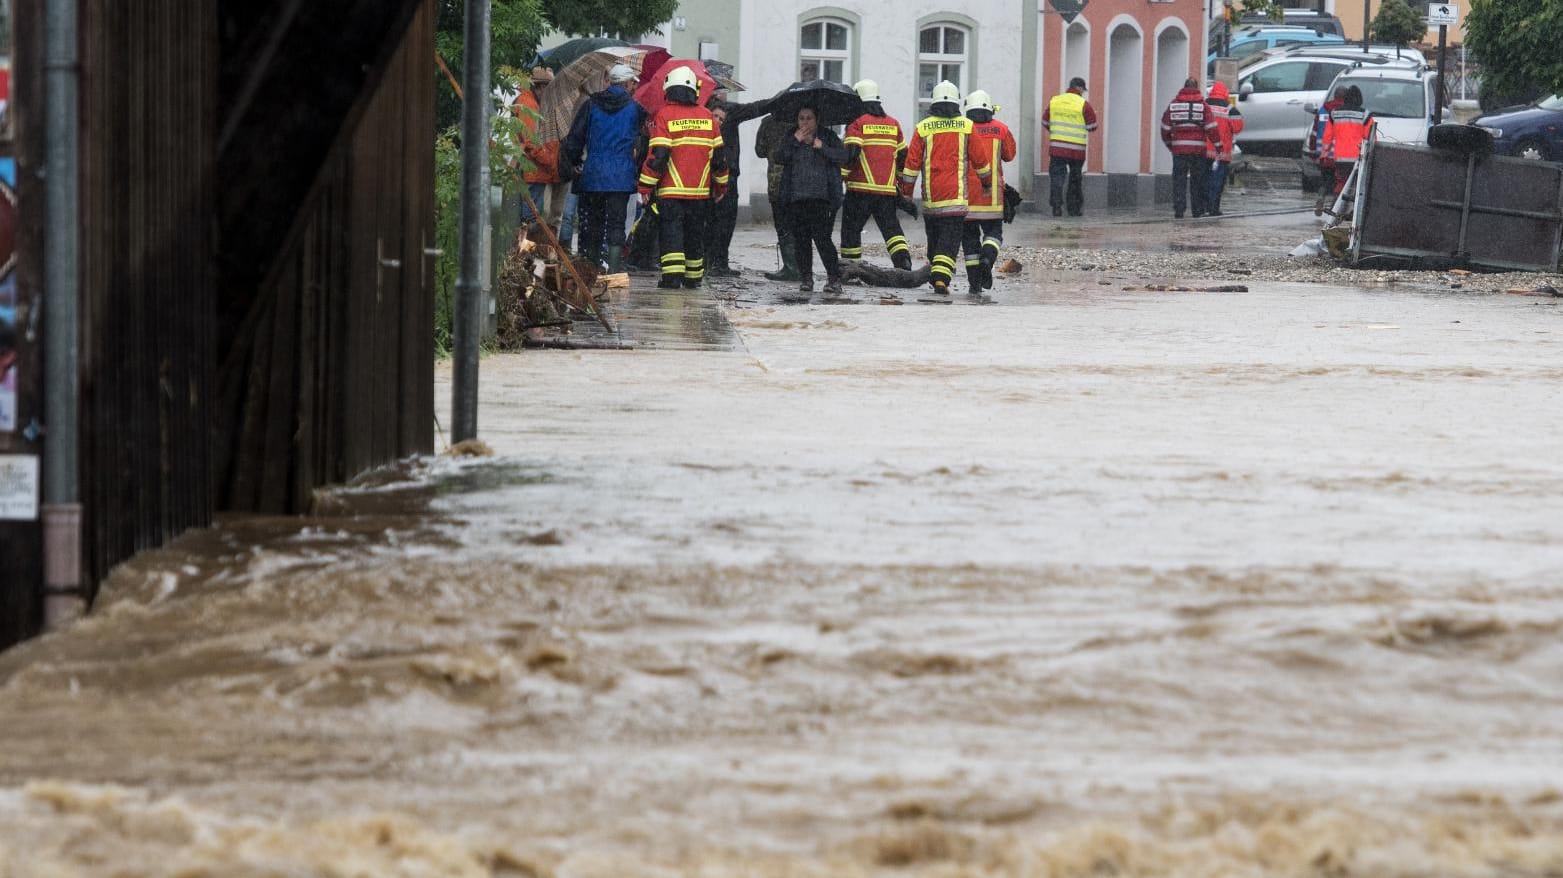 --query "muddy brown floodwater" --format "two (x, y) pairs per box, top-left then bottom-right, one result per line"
(4, 237), (1563, 875)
